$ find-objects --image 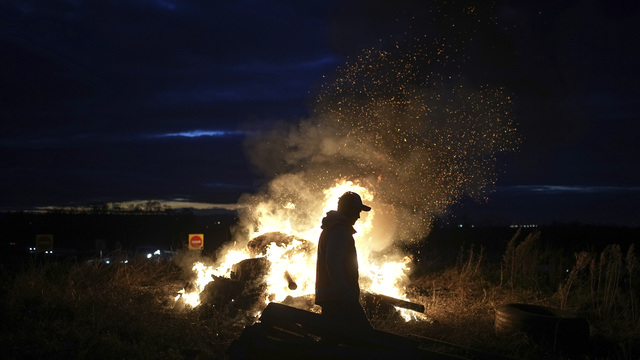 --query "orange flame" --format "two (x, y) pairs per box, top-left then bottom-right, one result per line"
(176, 179), (425, 321)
